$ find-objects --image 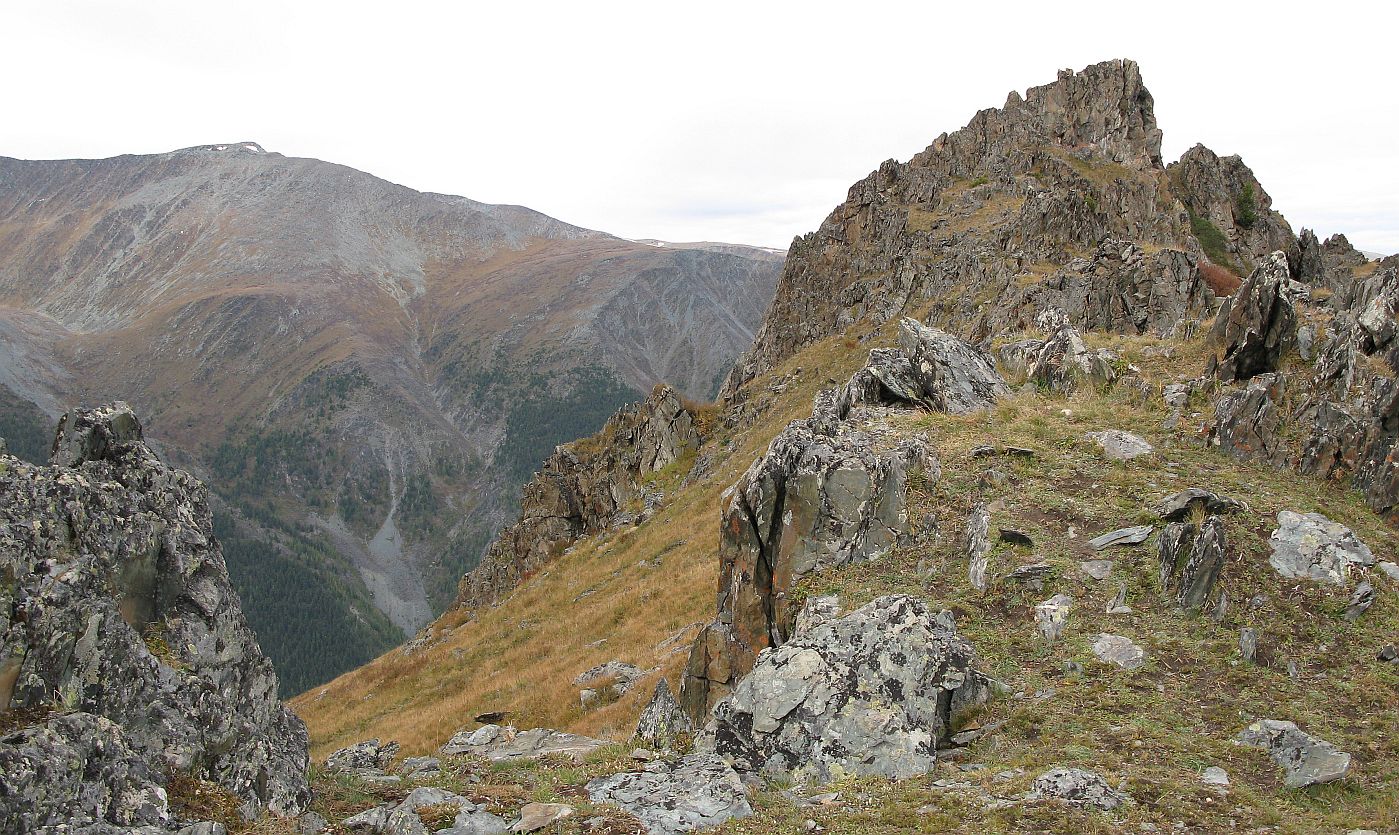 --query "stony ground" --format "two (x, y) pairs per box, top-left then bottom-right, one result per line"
(292, 315), (1398, 834)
